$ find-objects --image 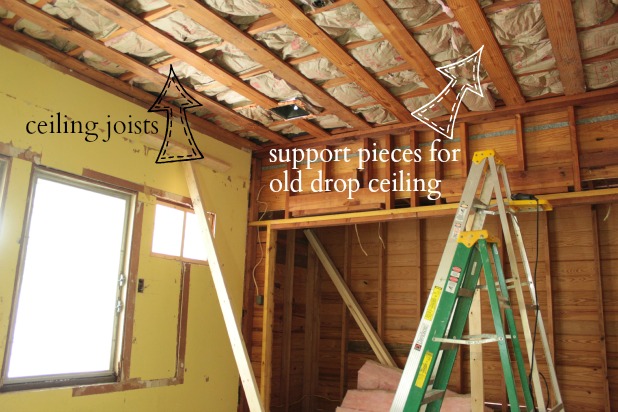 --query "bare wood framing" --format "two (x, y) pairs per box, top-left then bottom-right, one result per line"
(0, 24), (258, 151)
(0, 0), (286, 145)
(409, 131), (419, 207)
(540, 212), (555, 353)
(250, 188), (618, 229)
(260, 226), (278, 411)
(539, 0), (586, 95)
(592, 206), (611, 411)
(460, 122), (470, 178)
(446, 0), (525, 106)
(165, 0), (369, 131)
(340, 226), (352, 397)
(567, 106), (582, 191)
(354, 0), (463, 114)
(377, 223), (387, 337)
(184, 163), (265, 412)
(303, 246), (320, 411)
(281, 230), (296, 411)
(515, 114), (526, 171)
(304, 229), (396, 367)
(259, 0), (412, 122)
